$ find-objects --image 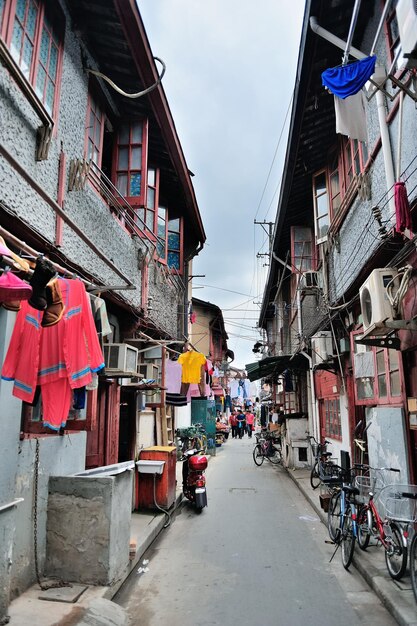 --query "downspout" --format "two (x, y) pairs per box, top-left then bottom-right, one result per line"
(296, 277), (319, 442)
(309, 17), (396, 213)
